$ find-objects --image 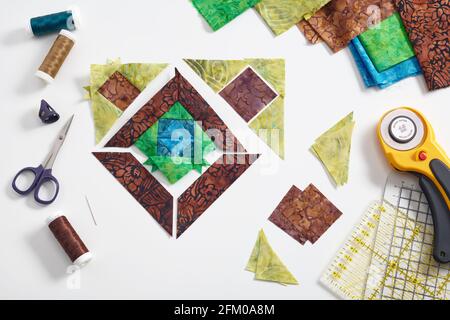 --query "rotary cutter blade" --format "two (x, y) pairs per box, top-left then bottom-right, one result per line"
(378, 107), (450, 263)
